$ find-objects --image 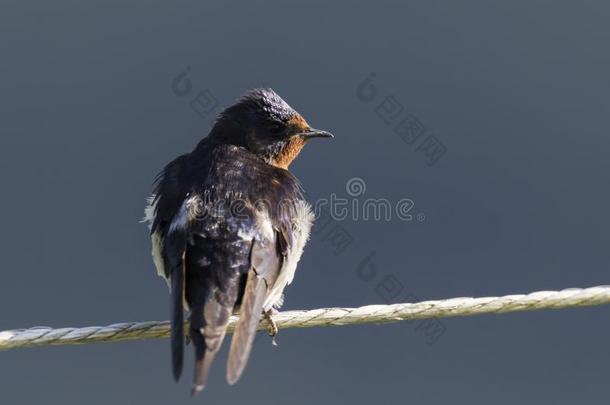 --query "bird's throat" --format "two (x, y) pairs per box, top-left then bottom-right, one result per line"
(270, 136), (306, 169)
